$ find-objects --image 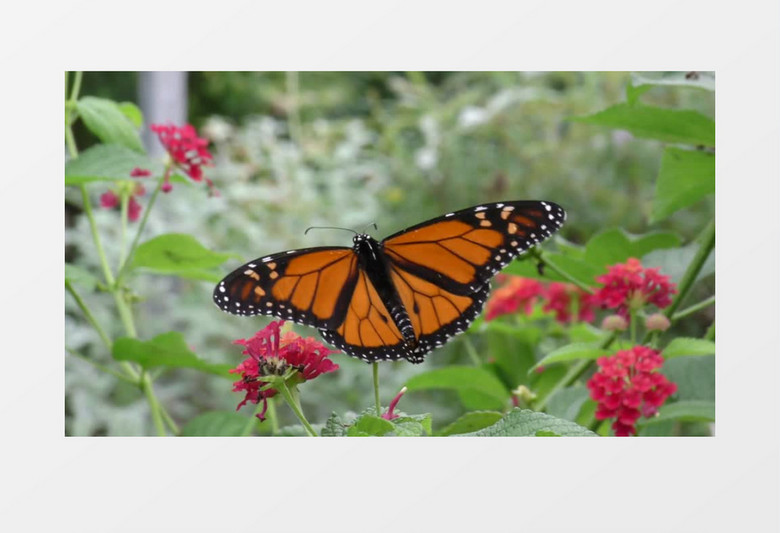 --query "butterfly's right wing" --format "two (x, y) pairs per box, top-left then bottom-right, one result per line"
(214, 246), (360, 330)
